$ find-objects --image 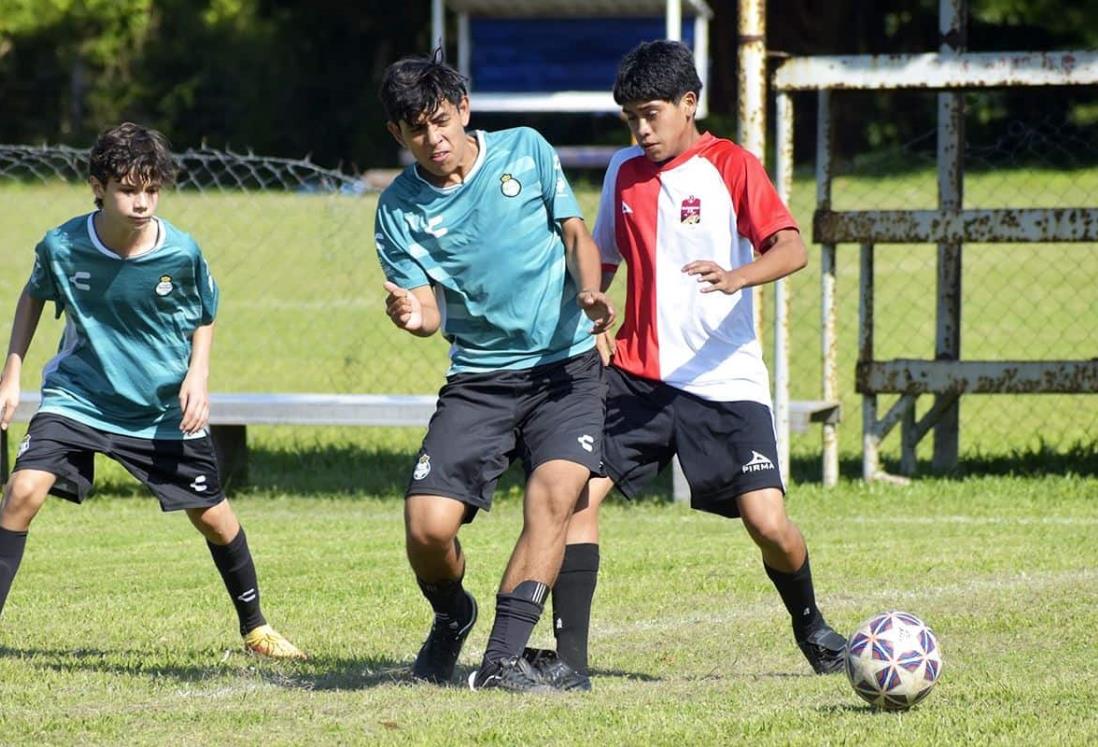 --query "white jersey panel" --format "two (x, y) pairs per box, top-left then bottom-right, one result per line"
(654, 157), (772, 405)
